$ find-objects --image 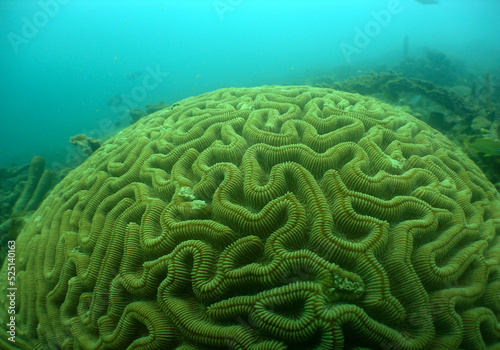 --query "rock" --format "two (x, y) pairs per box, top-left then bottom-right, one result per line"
(69, 133), (103, 155)
(471, 116), (492, 131)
